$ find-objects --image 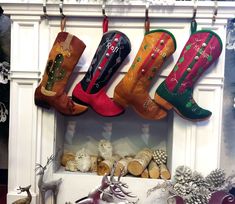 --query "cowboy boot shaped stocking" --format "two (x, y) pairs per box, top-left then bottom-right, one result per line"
(155, 30), (222, 121)
(35, 32), (87, 115)
(72, 31), (131, 117)
(114, 30), (176, 120)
